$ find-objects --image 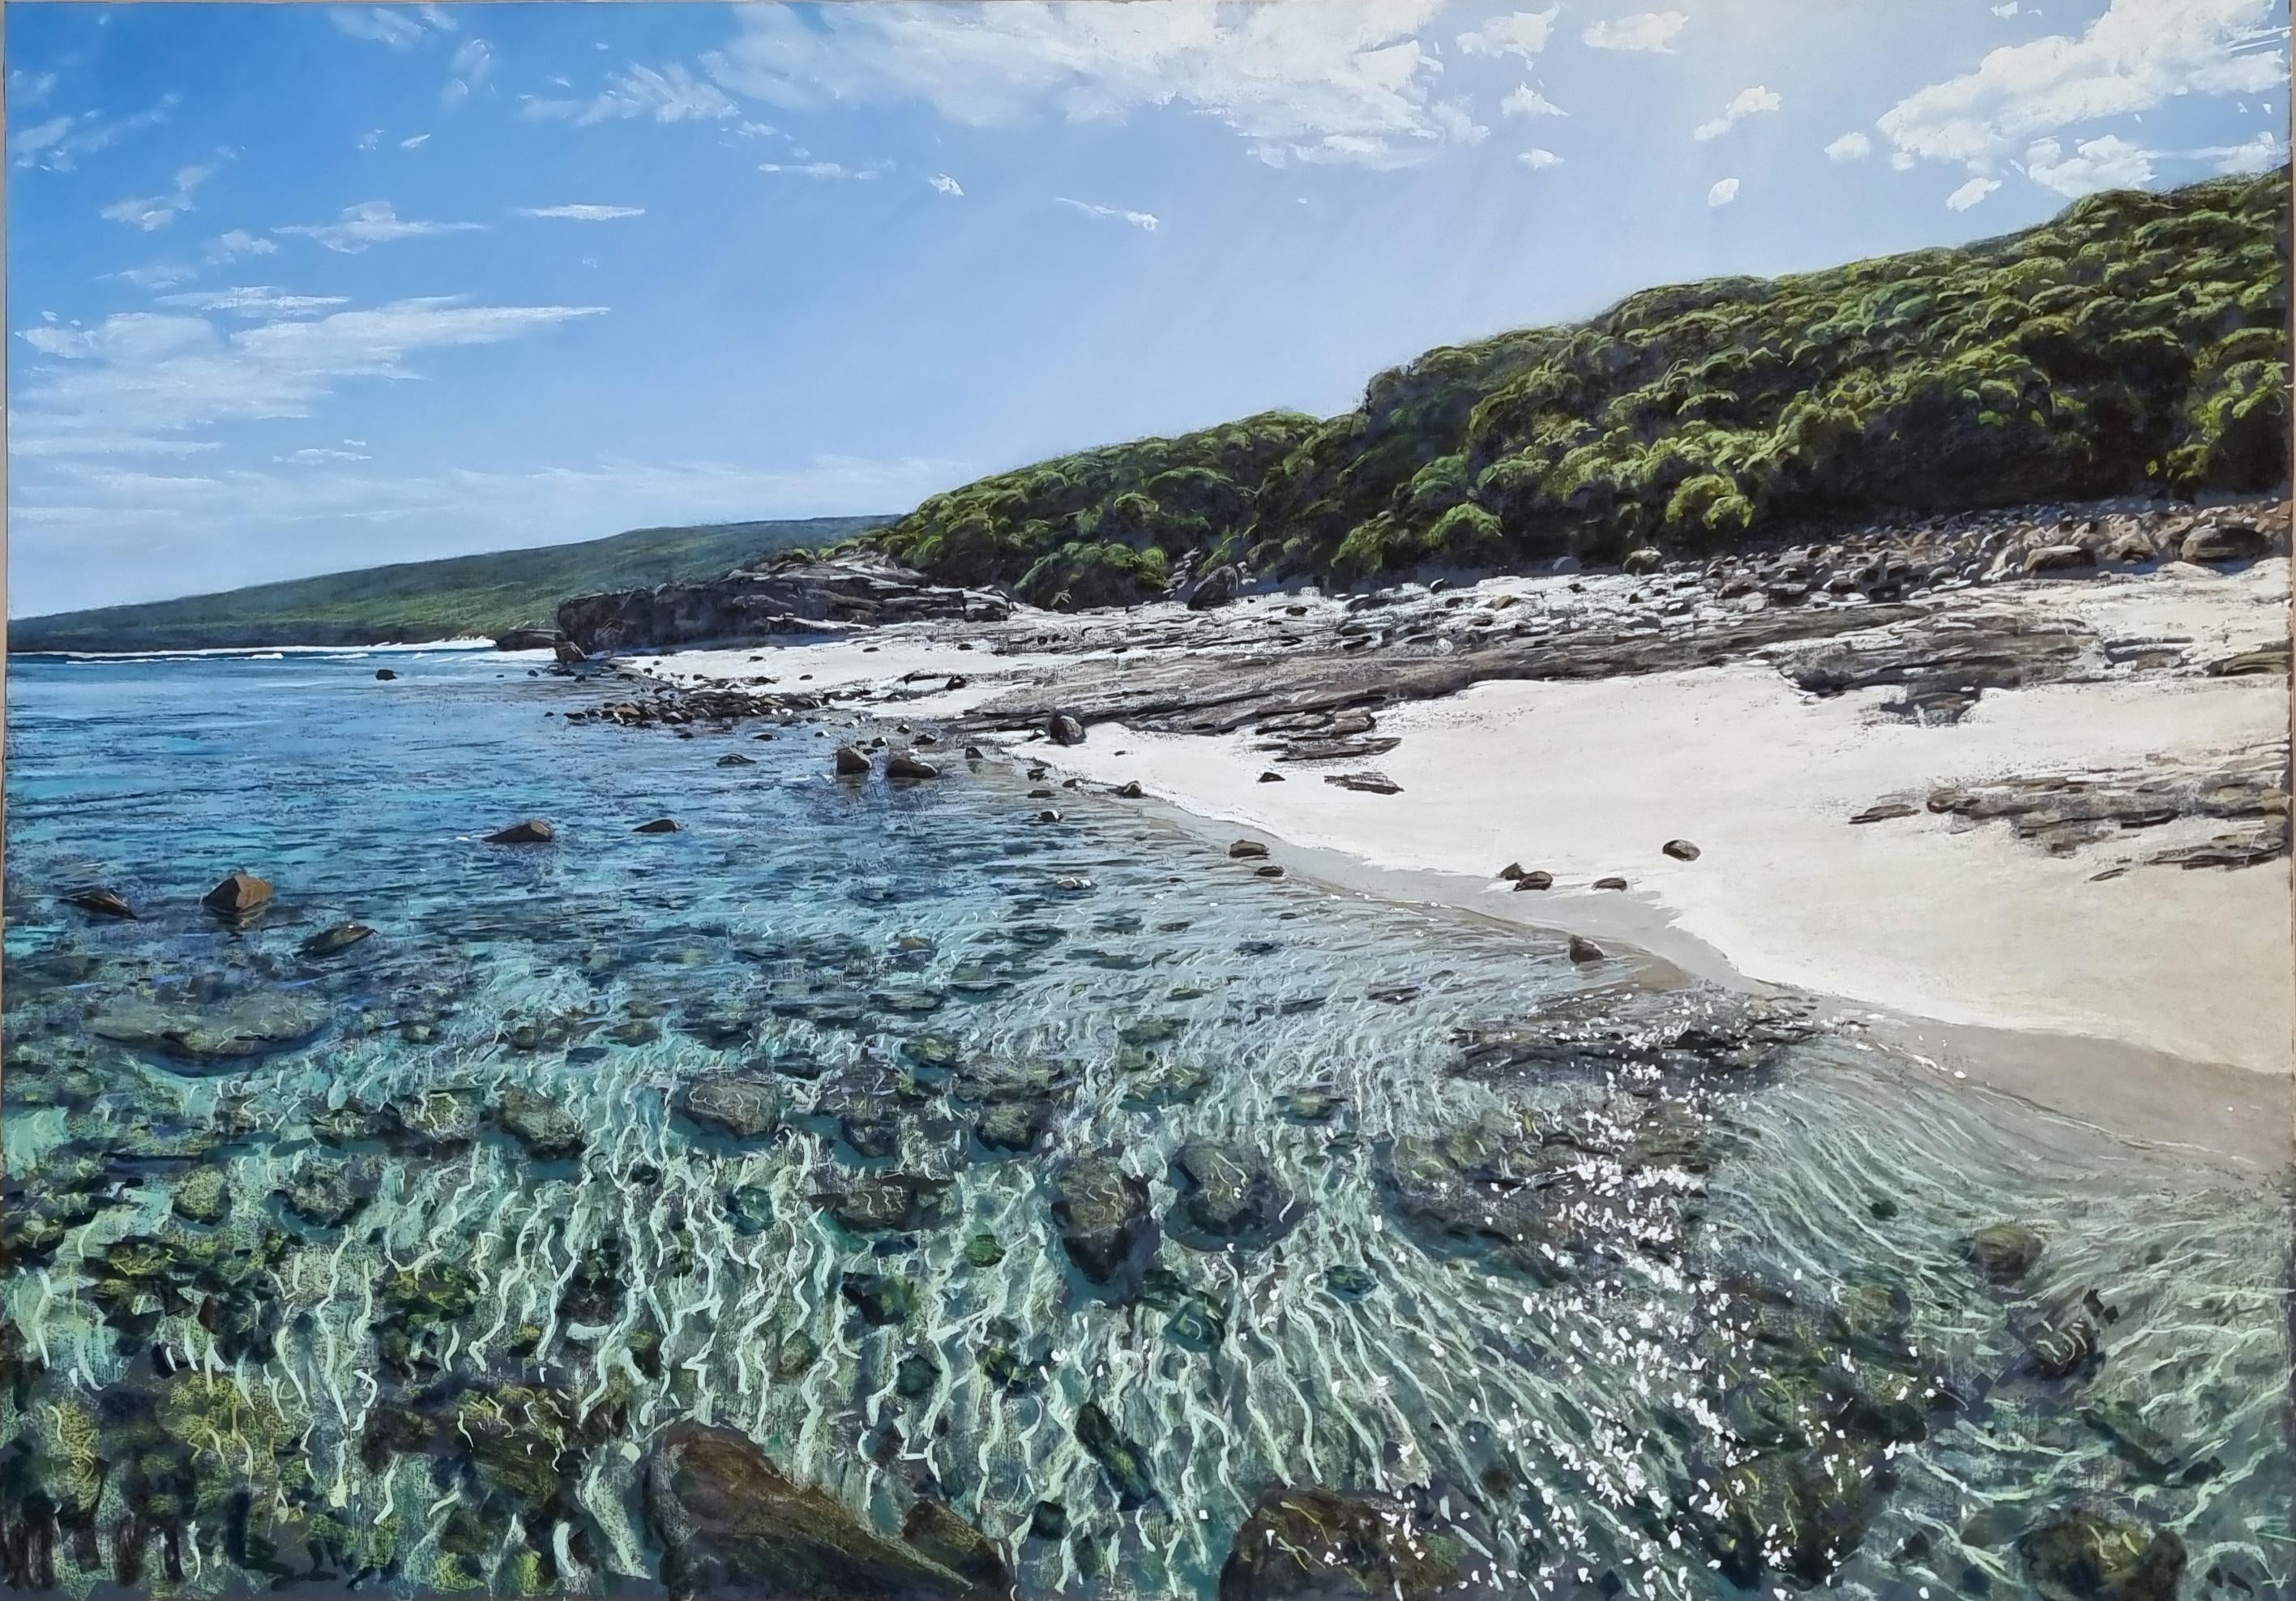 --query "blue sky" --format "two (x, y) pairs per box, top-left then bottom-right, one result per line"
(7, 0), (2287, 615)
